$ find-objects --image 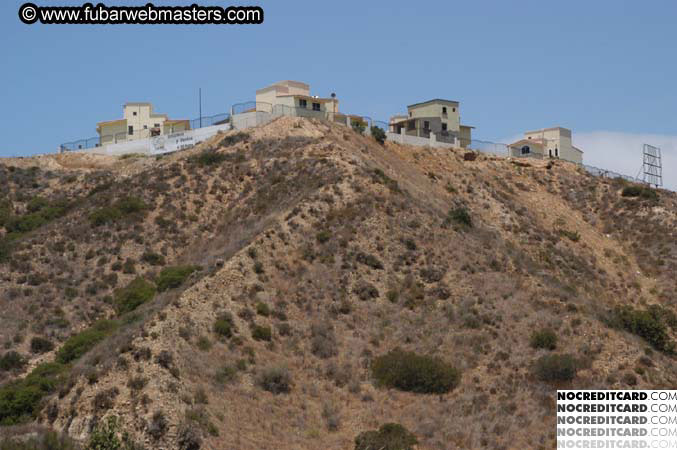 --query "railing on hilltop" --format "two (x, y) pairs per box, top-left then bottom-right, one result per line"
(60, 112), (231, 151)
(58, 101), (652, 189)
